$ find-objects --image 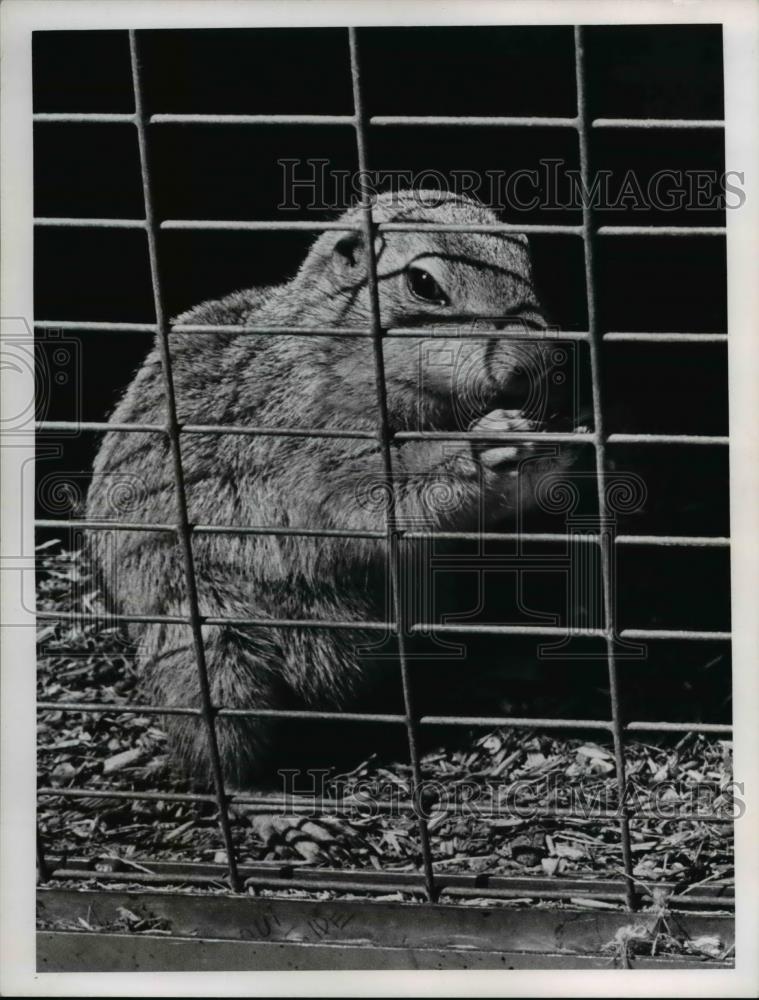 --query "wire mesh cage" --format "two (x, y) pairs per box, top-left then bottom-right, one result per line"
(34, 24), (734, 971)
